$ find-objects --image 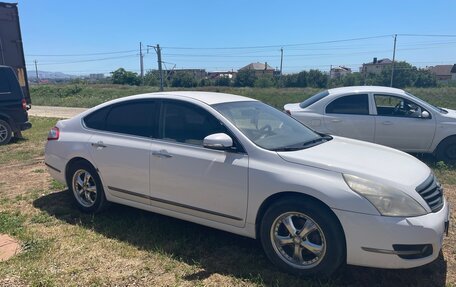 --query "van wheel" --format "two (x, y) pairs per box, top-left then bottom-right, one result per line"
(260, 198), (345, 276)
(435, 137), (456, 164)
(0, 120), (12, 145)
(68, 161), (106, 213)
